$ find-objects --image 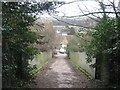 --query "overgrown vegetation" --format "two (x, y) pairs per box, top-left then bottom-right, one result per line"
(66, 36), (80, 57)
(66, 30), (91, 56)
(78, 1), (120, 88)
(76, 65), (93, 79)
(86, 16), (120, 88)
(2, 2), (63, 88)
(66, 1), (120, 88)
(31, 66), (43, 75)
